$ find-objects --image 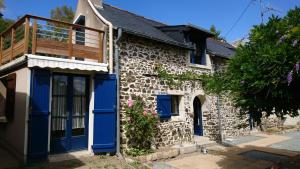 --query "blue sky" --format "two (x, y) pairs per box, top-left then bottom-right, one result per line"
(3, 0), (300, 42)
